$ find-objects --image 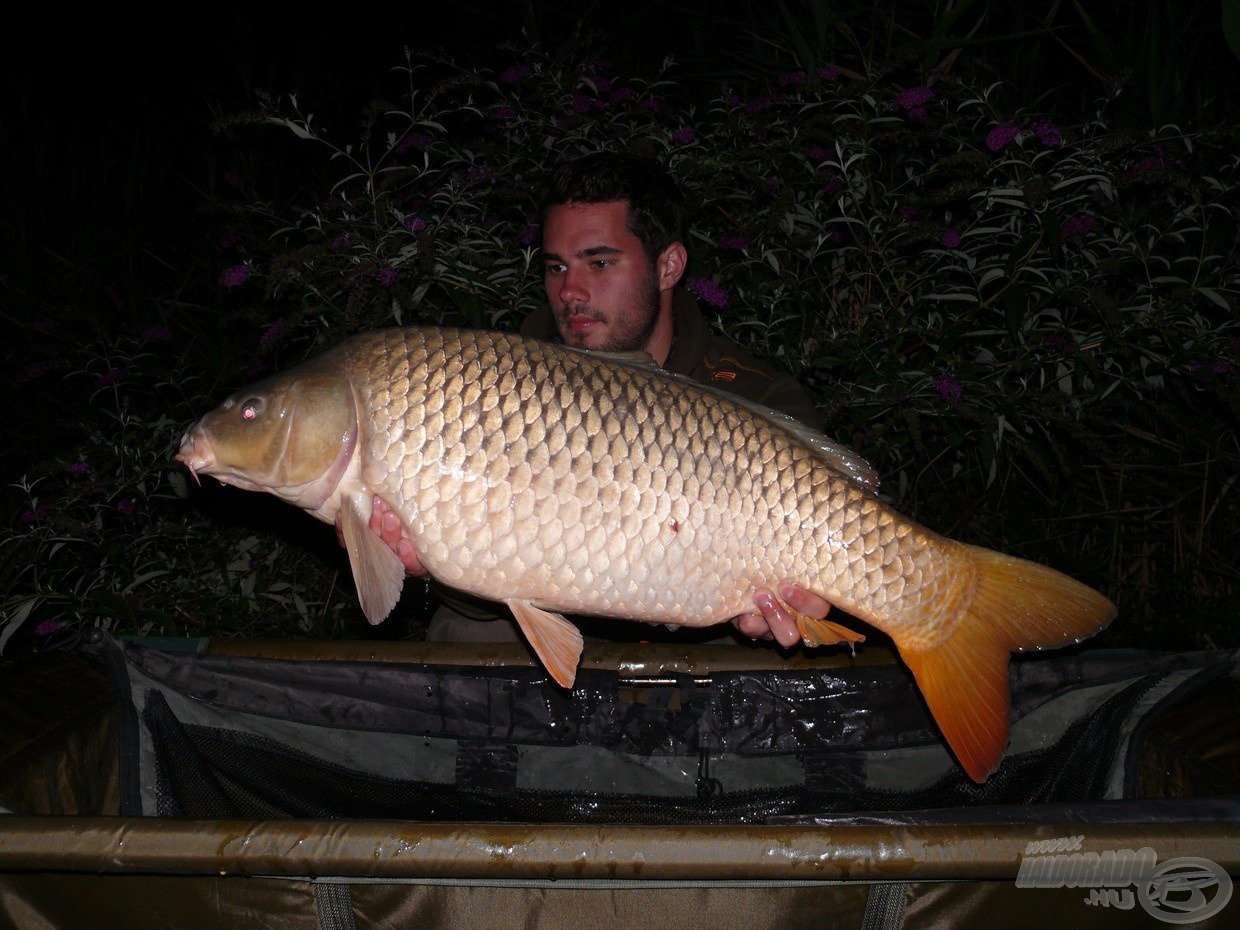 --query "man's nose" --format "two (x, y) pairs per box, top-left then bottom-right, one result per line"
(556, 267), (587, 305)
